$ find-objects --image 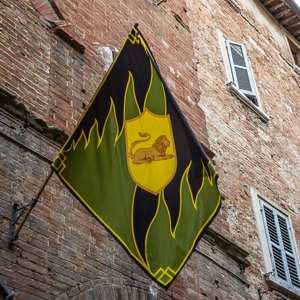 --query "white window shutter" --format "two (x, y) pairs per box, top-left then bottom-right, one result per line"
(262, 205), (287, 281)
(261, 202), (300, 289)
(226, 40), (257, 102)
(278, 215), (300, 288)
